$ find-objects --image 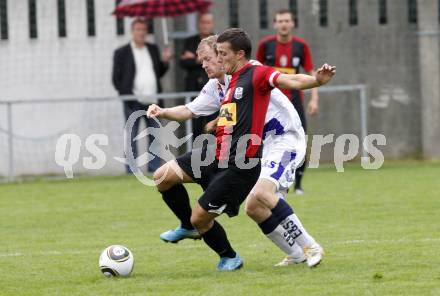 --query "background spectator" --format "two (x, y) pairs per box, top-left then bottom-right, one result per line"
(180, 12), (217, 141)
(256, 9), (319, 194)
(112, 18), (172, 174)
